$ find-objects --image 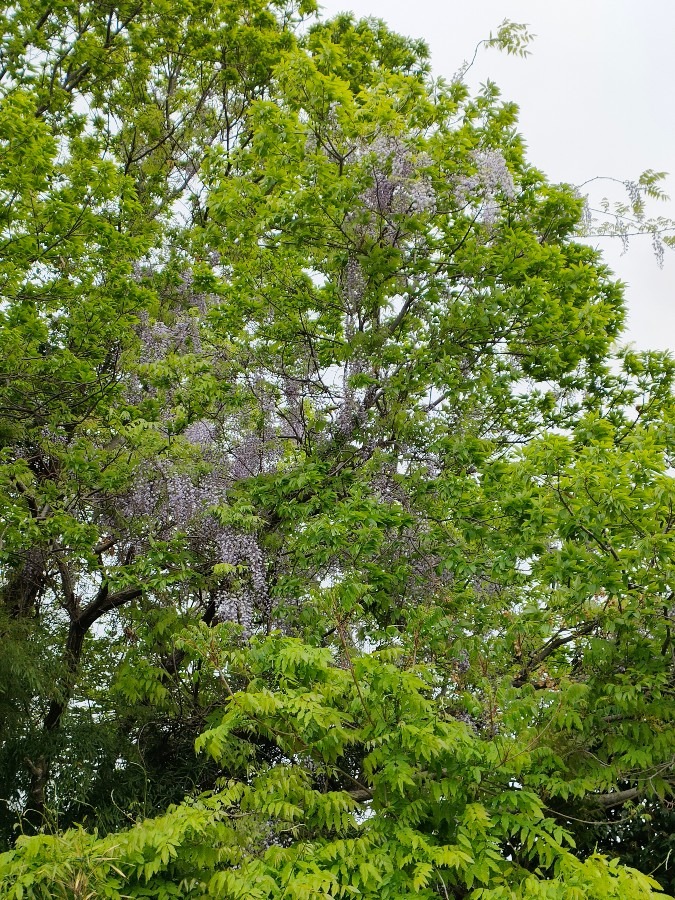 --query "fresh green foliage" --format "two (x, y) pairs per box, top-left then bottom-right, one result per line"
(0, 2), (674, 897)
